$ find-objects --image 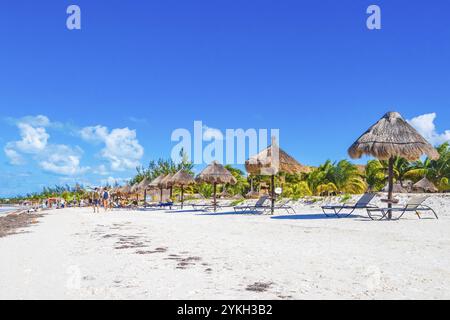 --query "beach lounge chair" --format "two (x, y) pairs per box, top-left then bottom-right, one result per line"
(191, 200), (209, 210)
(234, 196), (270, 213)
(139, 201), (173, 211)
(270, 199), (296, 214)
(366, 196), (438, 220)
(192, 199), (234, 212)
(322, 193), (377, 218)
